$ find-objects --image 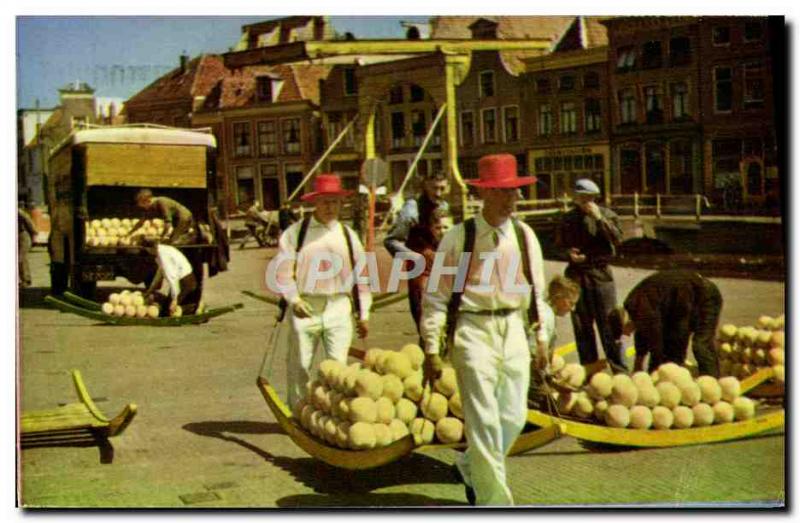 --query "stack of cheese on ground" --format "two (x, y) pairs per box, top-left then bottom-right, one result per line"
(293, 344), (466, 450)
(717, 315), (784, 385)
(100, 290), (162, 318)
(550, 360), (757, 429)
(85, 218), (168, 247)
